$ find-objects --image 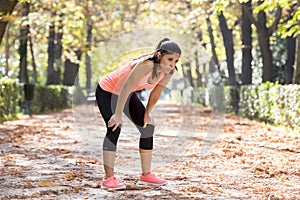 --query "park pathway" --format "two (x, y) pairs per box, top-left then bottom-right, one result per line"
(0, 102), (299, 200)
